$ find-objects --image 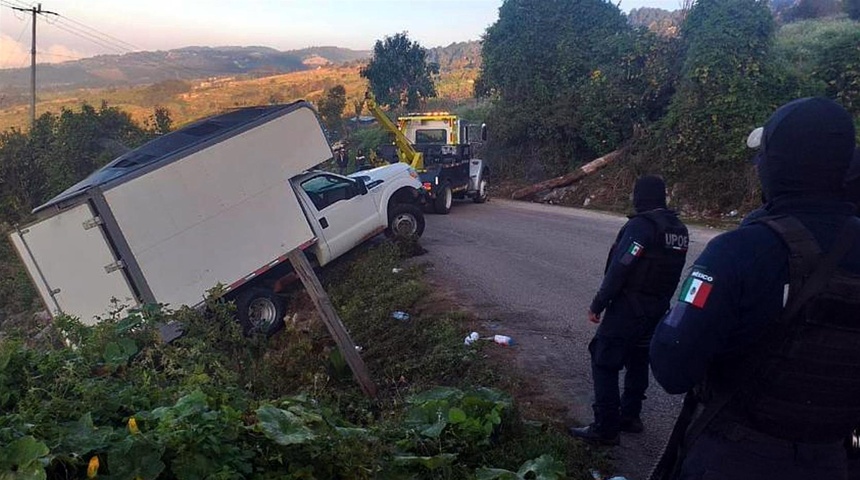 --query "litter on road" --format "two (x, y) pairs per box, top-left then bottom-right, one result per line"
(464, 331), (516, 346)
